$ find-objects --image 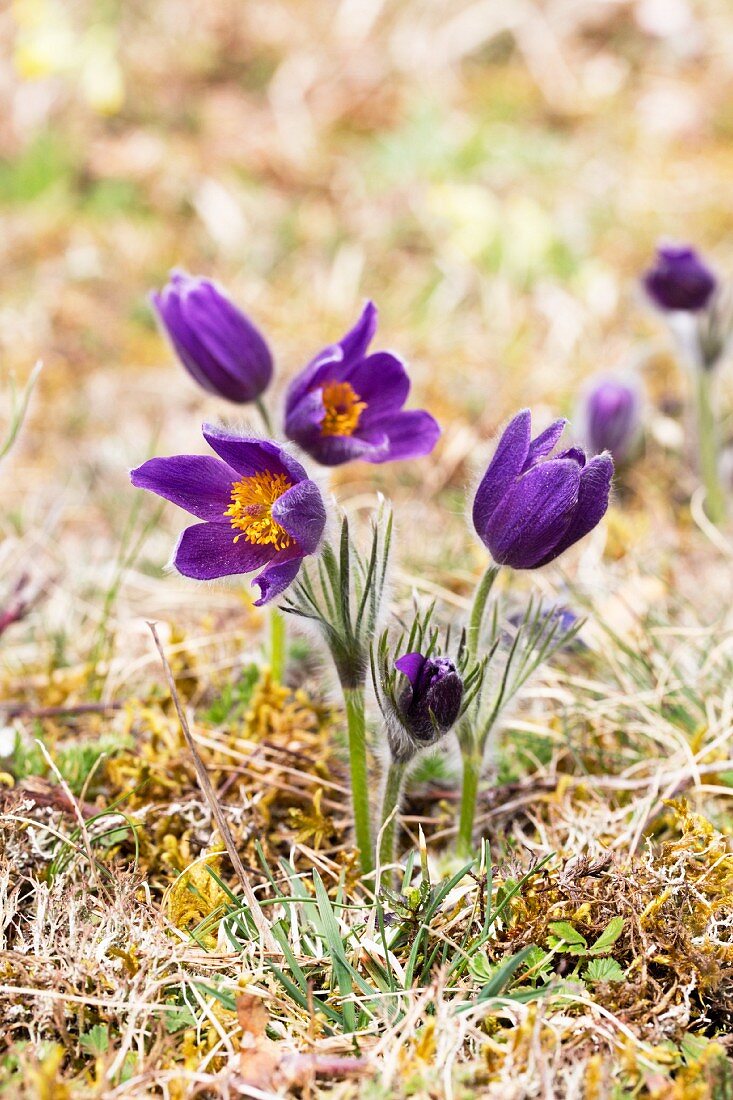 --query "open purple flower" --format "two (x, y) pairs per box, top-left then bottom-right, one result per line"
(473, 410), (613, 570)
(284, 302), (440, 466)
(579, 375), (641, 463)
(130, 427), (325, 604)
(395, 651), (464, 743)
(643, 245), (717, 313)
(152, 271), (273, 403)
